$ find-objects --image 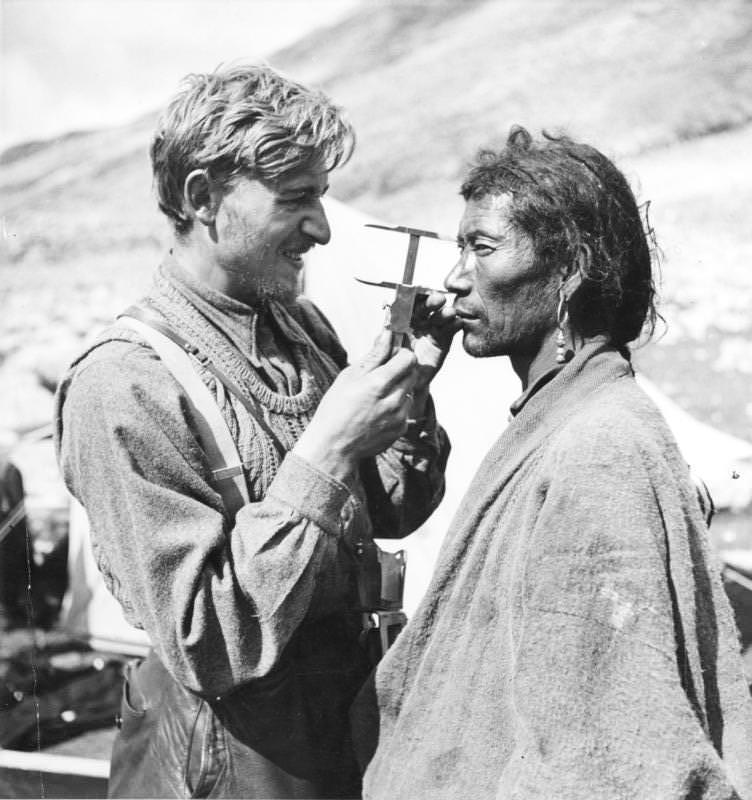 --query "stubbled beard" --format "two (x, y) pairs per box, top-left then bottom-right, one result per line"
(461, 315), (501, 358)
(461, 319), (525, 359)
(462, 330), (500, 359)
(254, 276), (301, 304)
(234, 267), (303, 306)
